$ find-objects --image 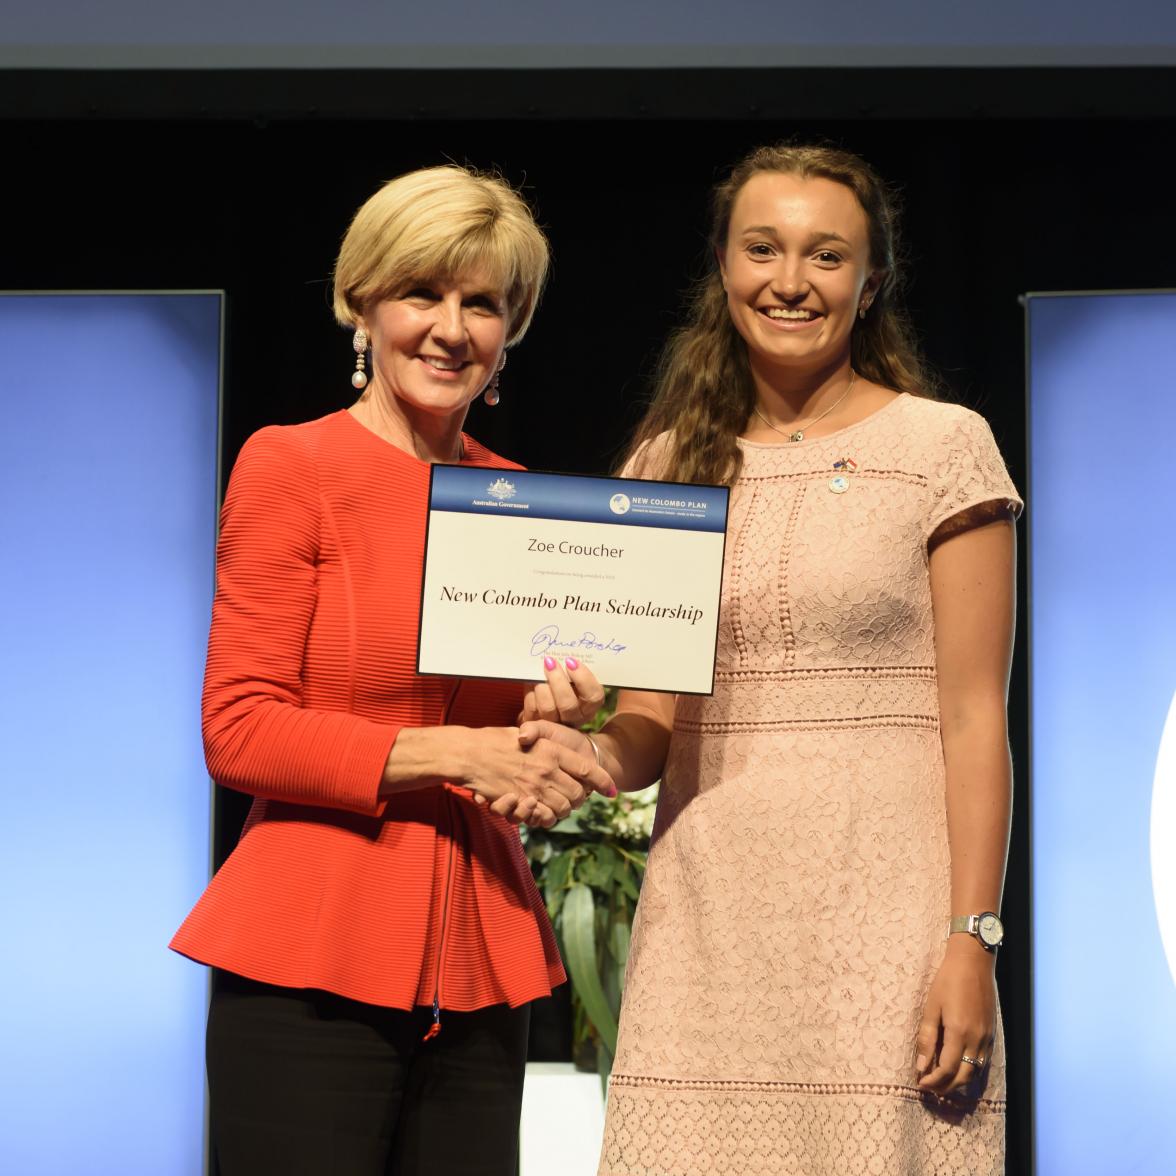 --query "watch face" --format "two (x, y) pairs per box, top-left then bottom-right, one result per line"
(978, 913), (1004, 947)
